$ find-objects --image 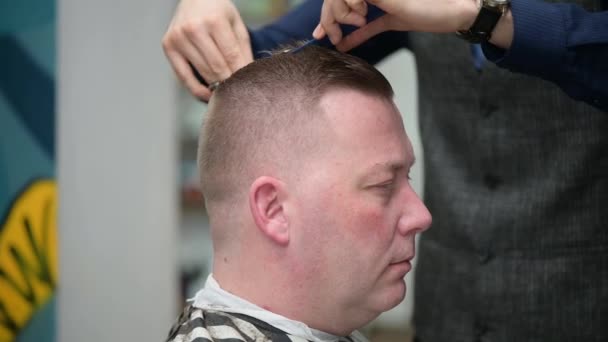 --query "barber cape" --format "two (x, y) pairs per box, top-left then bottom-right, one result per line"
(166, 275), (368, 342)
